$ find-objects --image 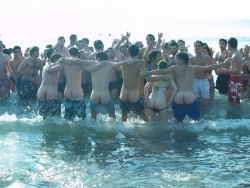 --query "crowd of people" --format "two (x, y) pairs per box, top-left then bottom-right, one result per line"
(0, 33), (249, 123)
